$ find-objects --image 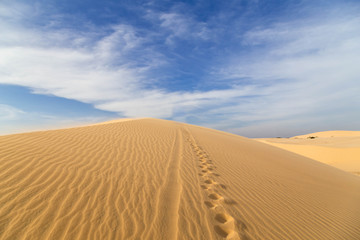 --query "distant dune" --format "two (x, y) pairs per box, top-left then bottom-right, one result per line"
(257, 131), (360, 175)
(1, 119), (359, 239)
